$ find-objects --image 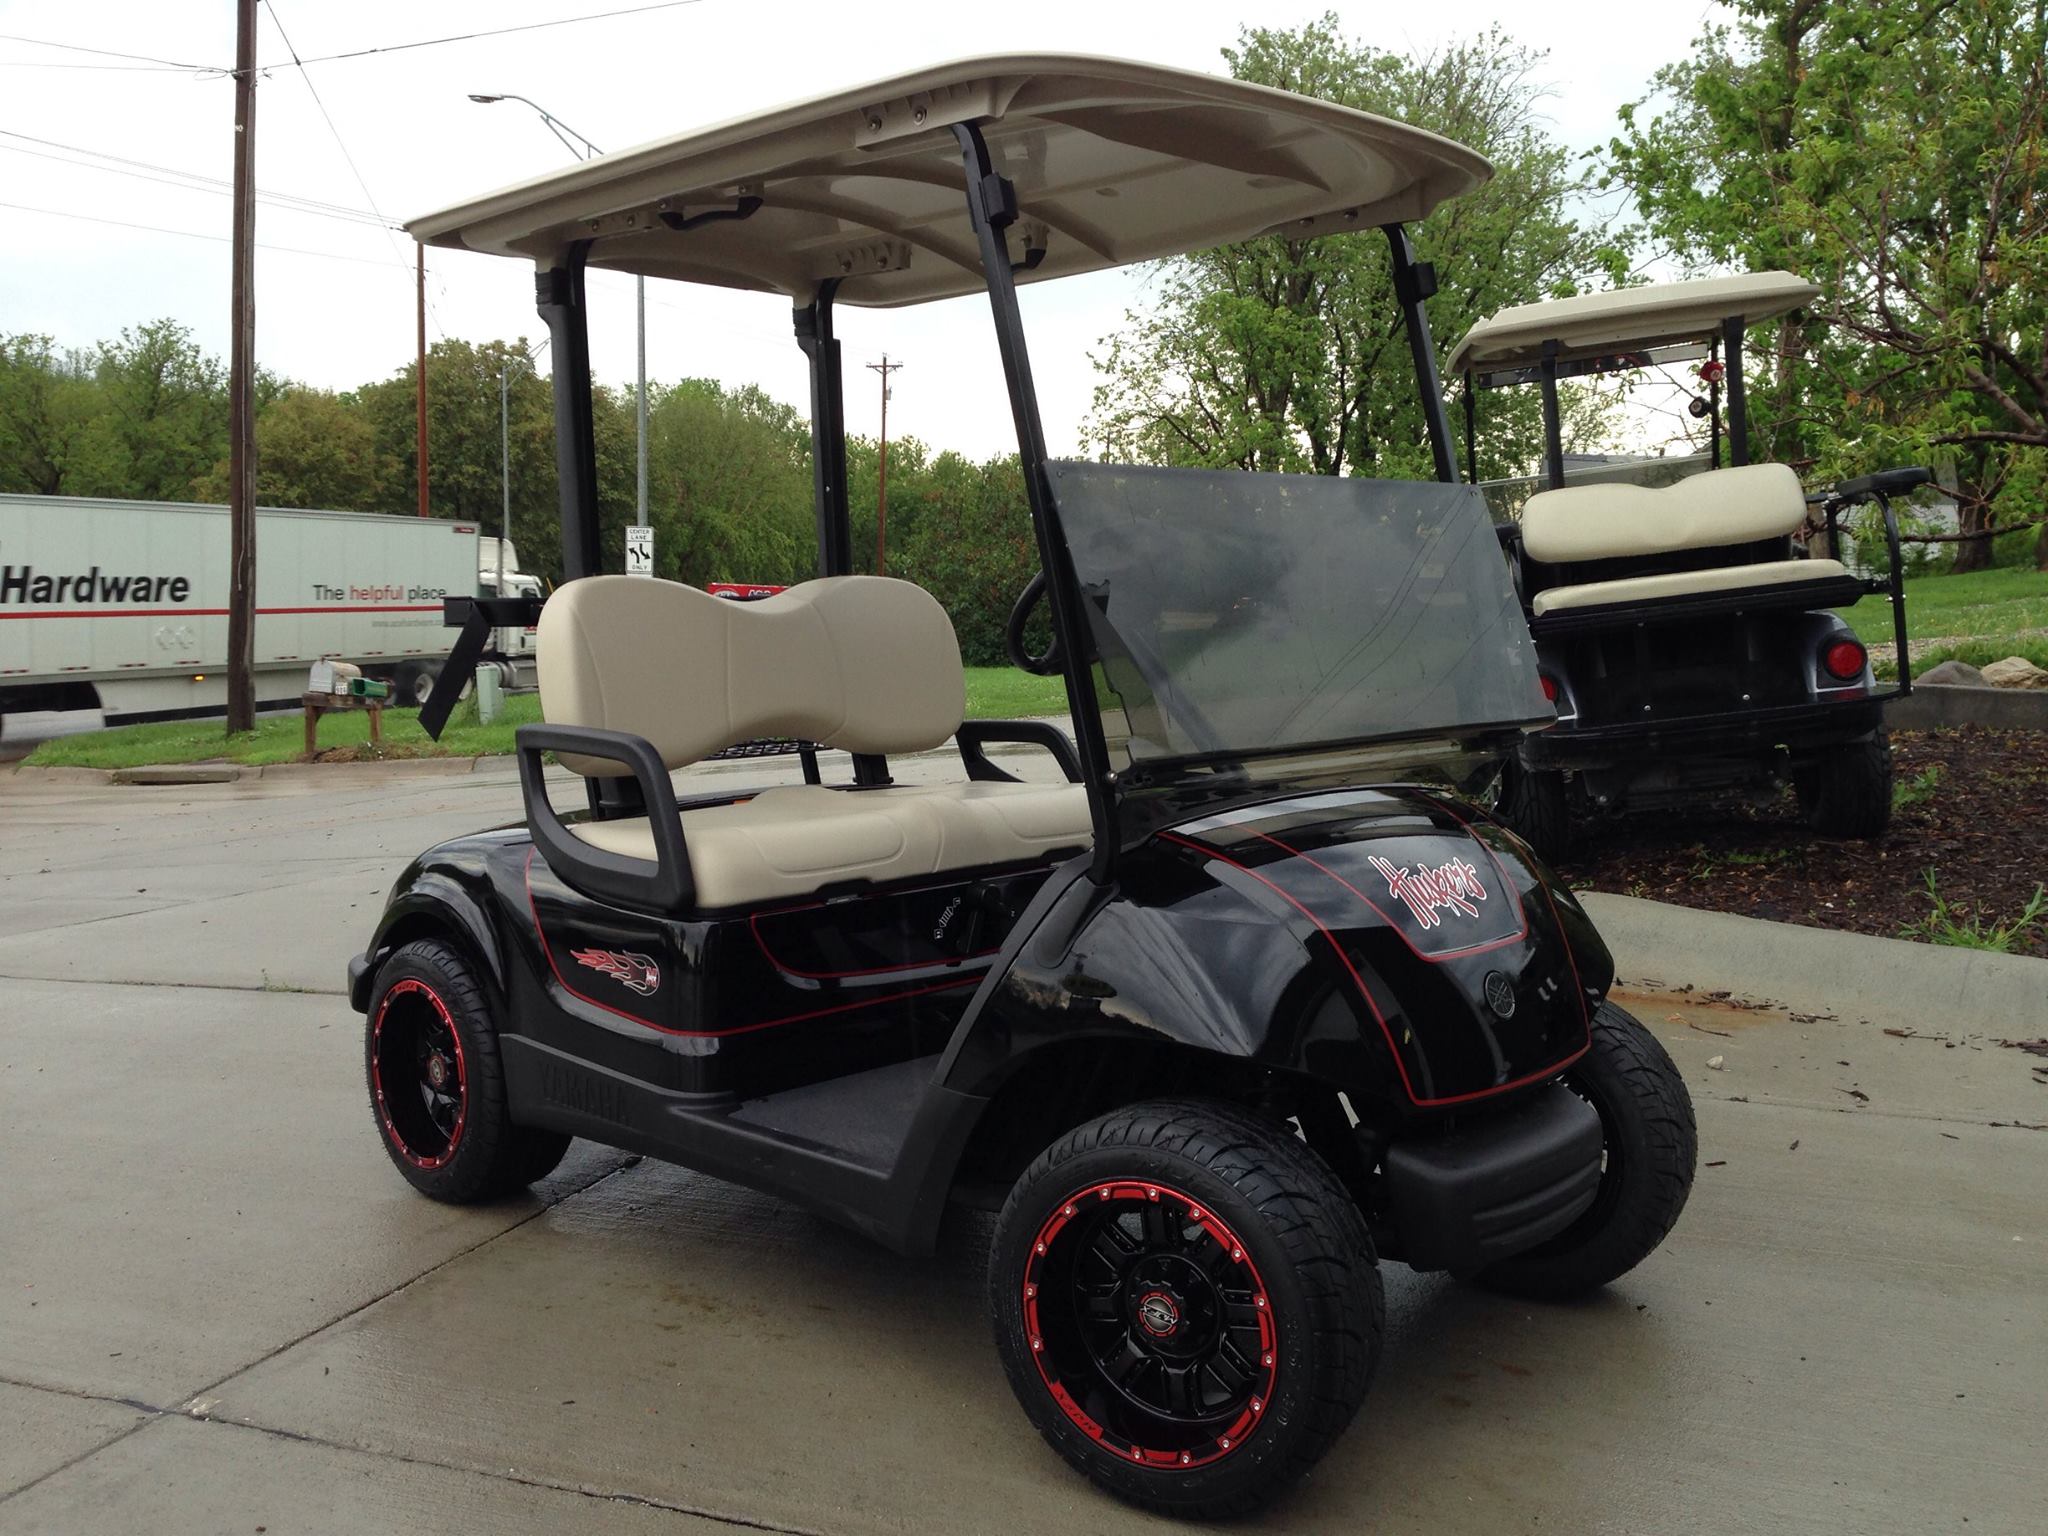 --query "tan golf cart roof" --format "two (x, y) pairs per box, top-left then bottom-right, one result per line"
(1446, 271), (1821, 375)
(408, 54), (1491, 308)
